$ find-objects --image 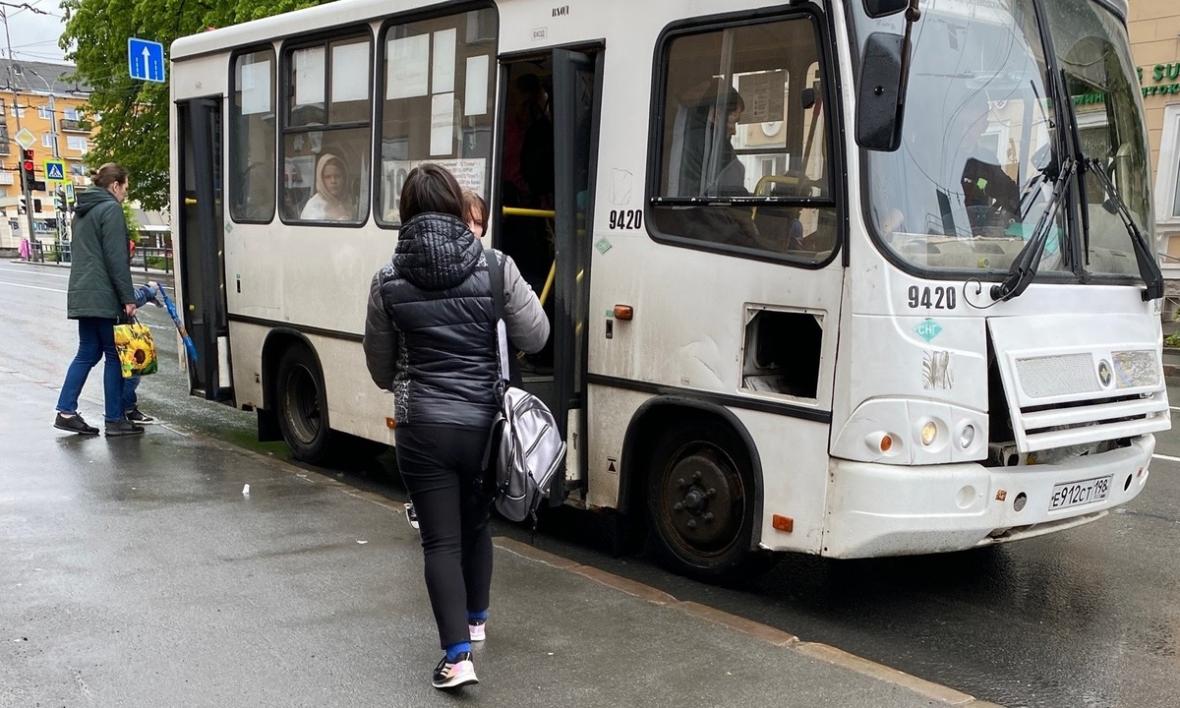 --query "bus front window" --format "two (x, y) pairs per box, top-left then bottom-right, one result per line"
(852, 0), (1150, 280)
